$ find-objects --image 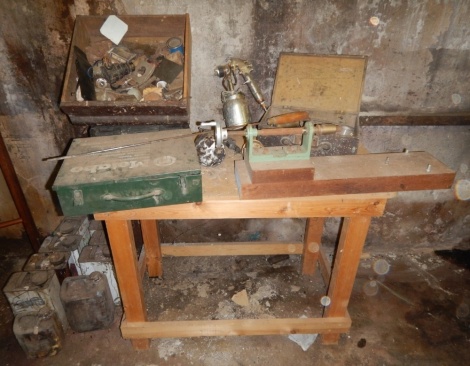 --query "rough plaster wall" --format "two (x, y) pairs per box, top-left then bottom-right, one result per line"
(0, 0), (77, 237)
(0, 0), (468, 250)
(116, 0), (468, 122)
